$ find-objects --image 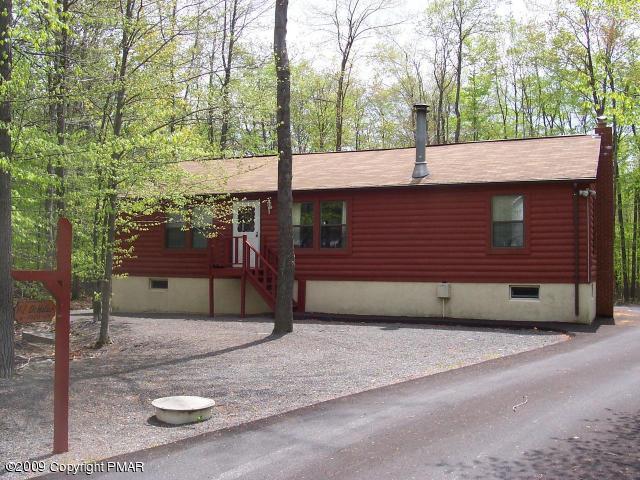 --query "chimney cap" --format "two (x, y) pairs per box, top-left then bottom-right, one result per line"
(413, 103), (430, 113)
(596, 115), (608, 126)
